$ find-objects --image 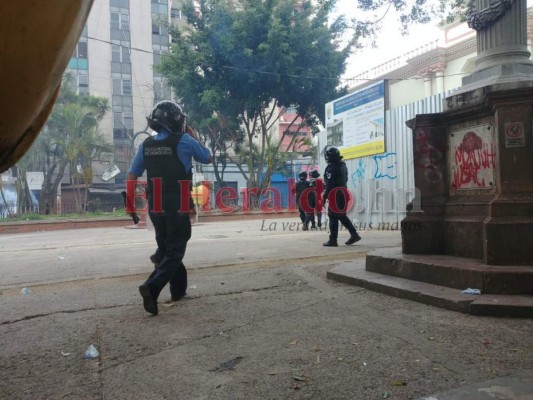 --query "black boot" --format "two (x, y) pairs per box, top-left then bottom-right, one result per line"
(323, 240), (338, 247)
(345, 233), (361, 245)
(139, 284), (158, 315)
